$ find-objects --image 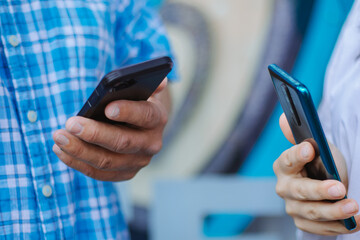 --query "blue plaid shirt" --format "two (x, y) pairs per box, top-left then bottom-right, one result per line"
(0, 0), (175, 239)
